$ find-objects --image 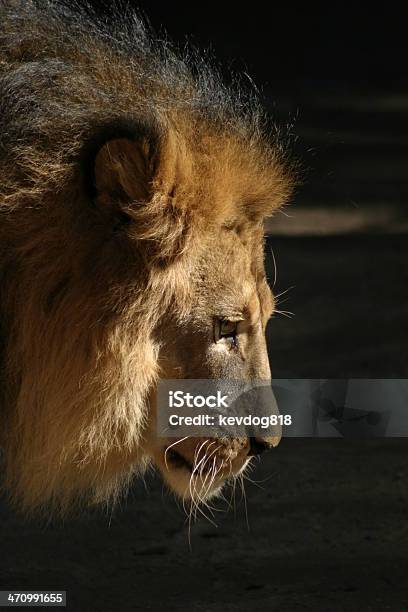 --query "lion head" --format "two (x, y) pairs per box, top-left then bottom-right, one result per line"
(0, 2), (294, 514)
